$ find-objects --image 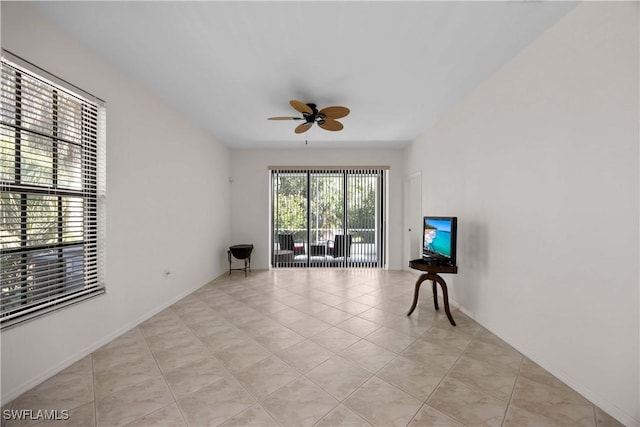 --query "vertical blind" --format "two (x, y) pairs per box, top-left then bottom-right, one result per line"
(0, 51), (106, 329)
(271, 168), (385, 268)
